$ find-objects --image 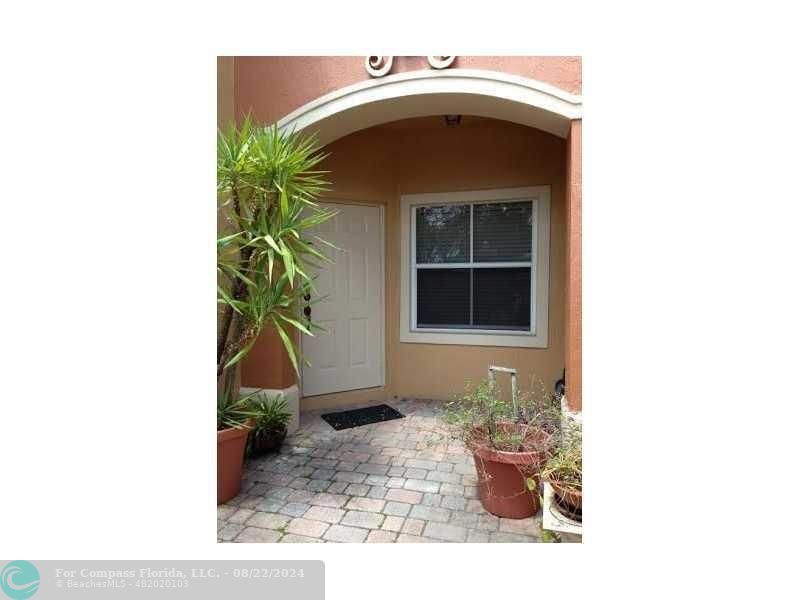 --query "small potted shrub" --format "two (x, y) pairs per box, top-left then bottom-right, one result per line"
(542, 422), (582, 521)
(217, 390), (258, 504)
(443, 377), (559, 519)
(246, 393), (292, 456)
